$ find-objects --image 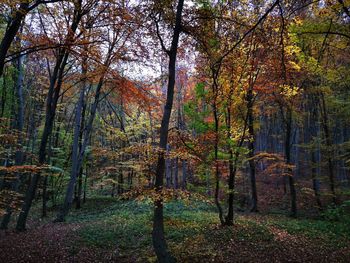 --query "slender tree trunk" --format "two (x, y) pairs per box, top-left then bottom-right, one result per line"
(225, 151), (236, 225)
(83, 166), (88, 203)
(0, 2), (29, 77)
(309, 99), (323, 210)
(16, 2), (84, 231)
(55, 75), (86, 221)
(76, 166), (83, 209)
(174, 158), (178, 189)
(213, 98), (224, 225)
(311, 151), (323, 209)
(152, 1), (184, 262)
(246, 88), (258, 212)
(225, 105), (235, 225)
(76, 93), (86, 209)
(320, 93), (337, 204)
(1, 51), (25, 229)
(16, 49), (69, 231)
(56, 68), (105, 222)
(42, 176), (49, 217)
(165, 145), (171, 188)
(181, 160), (186, 190)
(285, 109), (297, 217)
(225, 100), (248, 225)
